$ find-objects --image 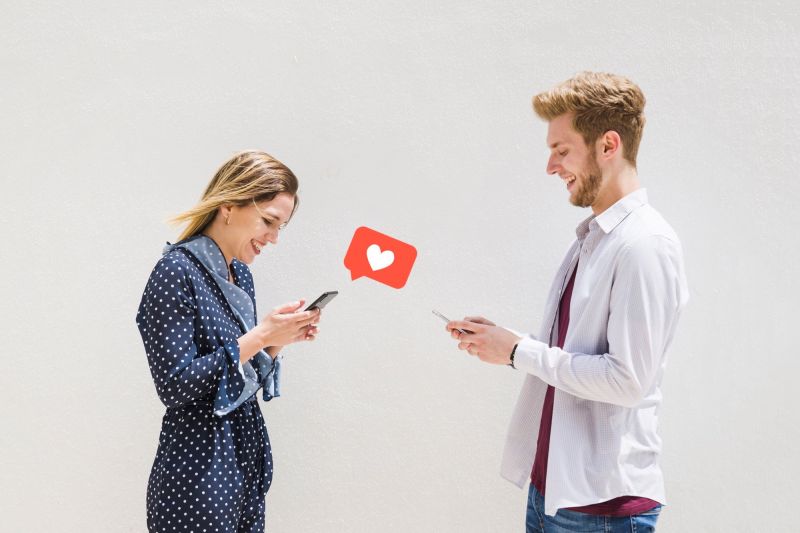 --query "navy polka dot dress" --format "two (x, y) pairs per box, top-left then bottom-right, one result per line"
(137, 235), (281, 533)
